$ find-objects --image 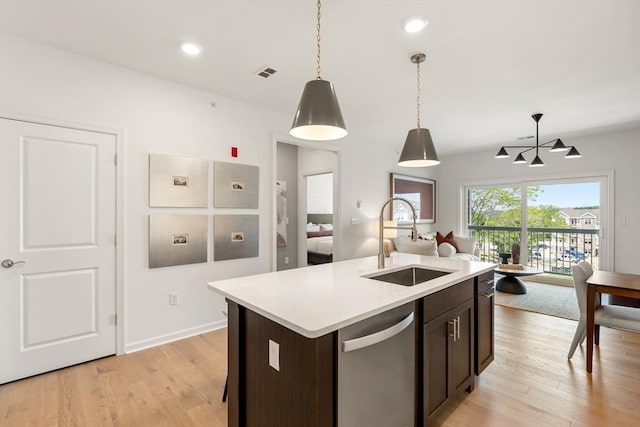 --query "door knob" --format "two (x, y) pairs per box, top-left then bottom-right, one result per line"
(1, 259), (26, 269)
